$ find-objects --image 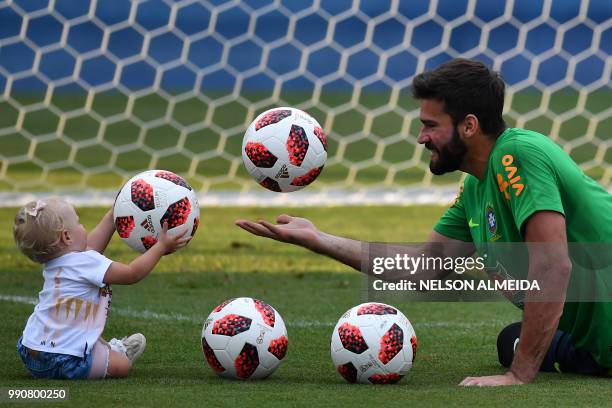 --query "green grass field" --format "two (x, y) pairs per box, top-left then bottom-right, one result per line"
(1, 206), (610, 407)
